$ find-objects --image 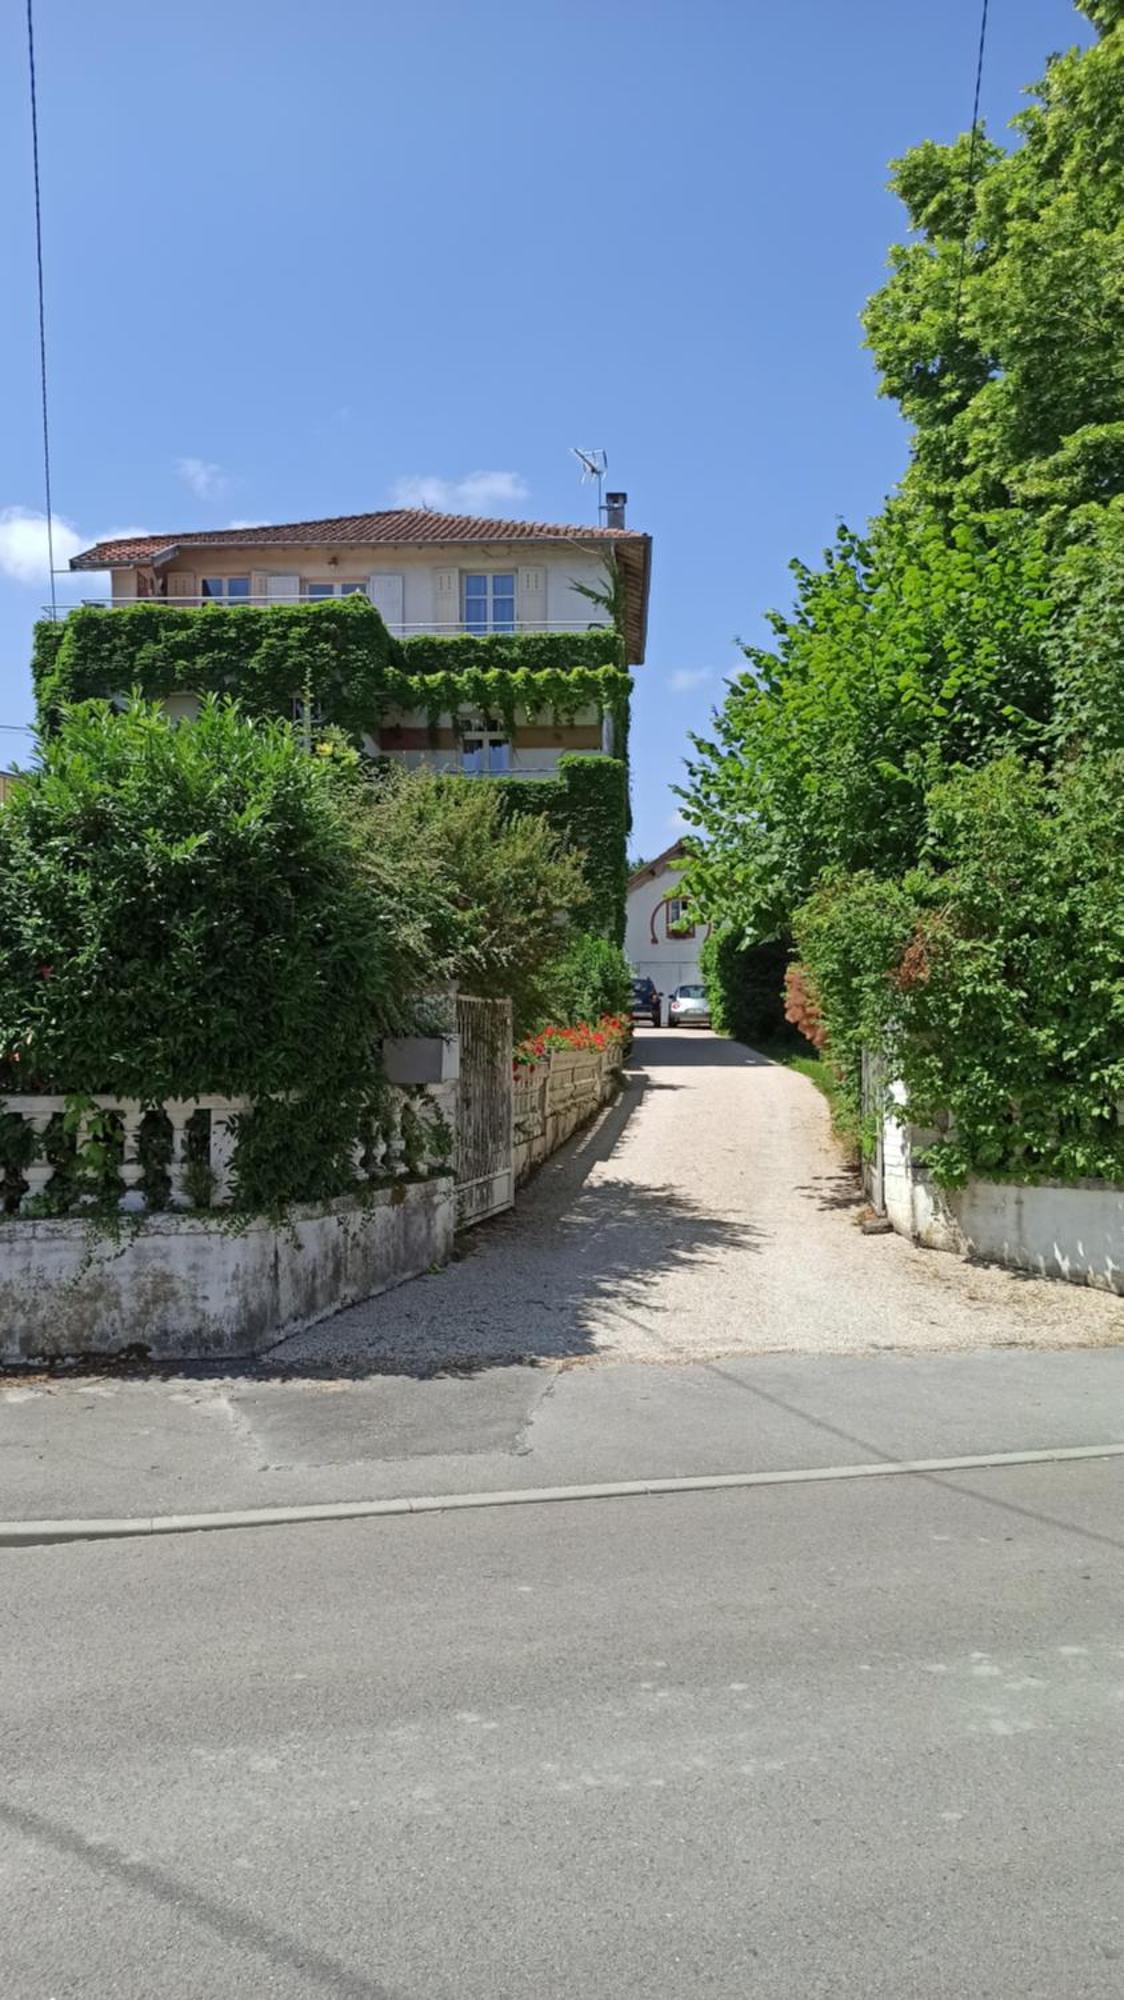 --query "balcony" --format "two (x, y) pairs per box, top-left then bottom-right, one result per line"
(49, 597), (613, 641)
